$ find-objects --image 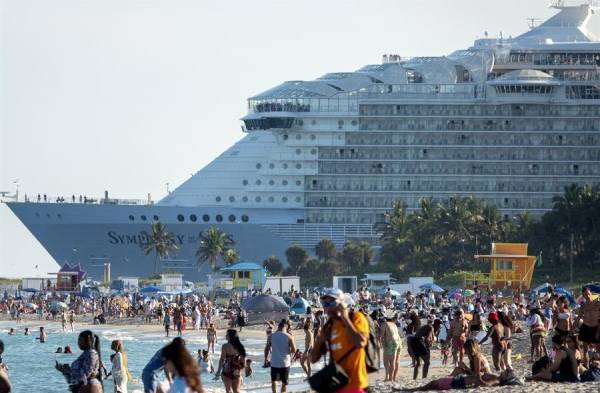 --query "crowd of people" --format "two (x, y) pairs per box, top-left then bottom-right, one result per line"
(0, 283), (599, 393)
